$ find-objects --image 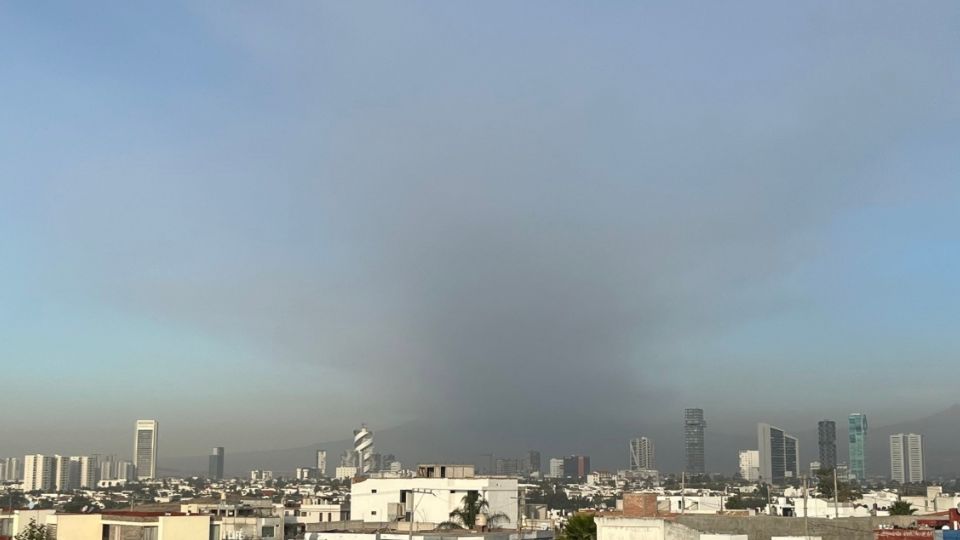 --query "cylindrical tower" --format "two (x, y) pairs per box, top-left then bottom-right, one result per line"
(354, 424), (374, 473)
